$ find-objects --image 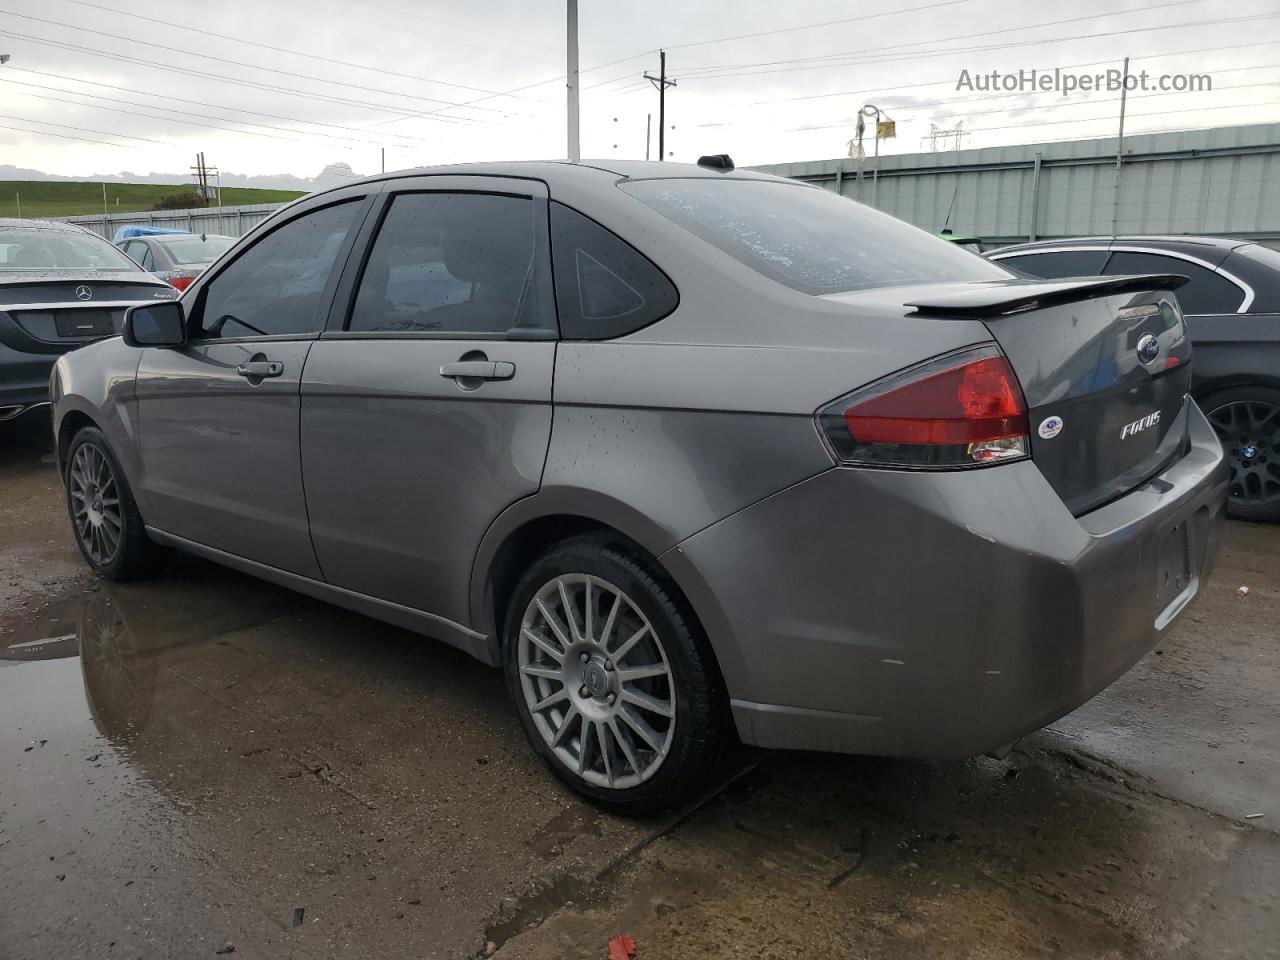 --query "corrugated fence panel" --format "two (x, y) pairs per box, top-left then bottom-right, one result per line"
(55, 202), (289, 239)
(752, 122), (1280, 243)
